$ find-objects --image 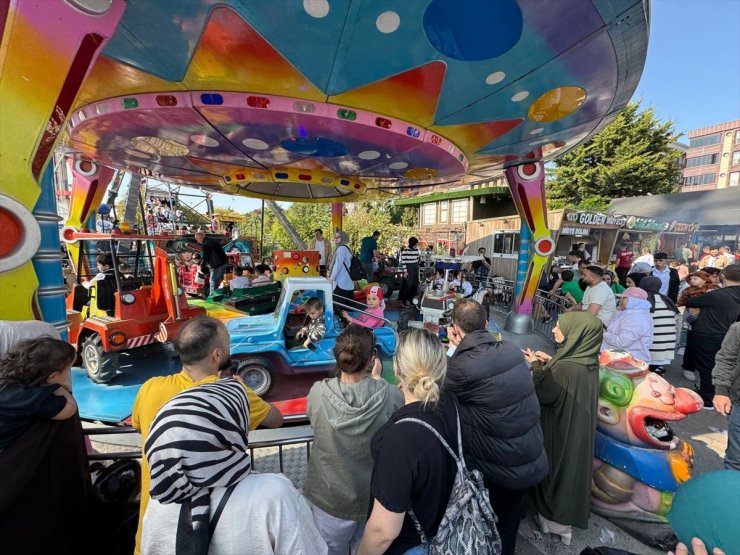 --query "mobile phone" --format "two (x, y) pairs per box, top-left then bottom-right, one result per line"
(306, 342), (317, 351)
